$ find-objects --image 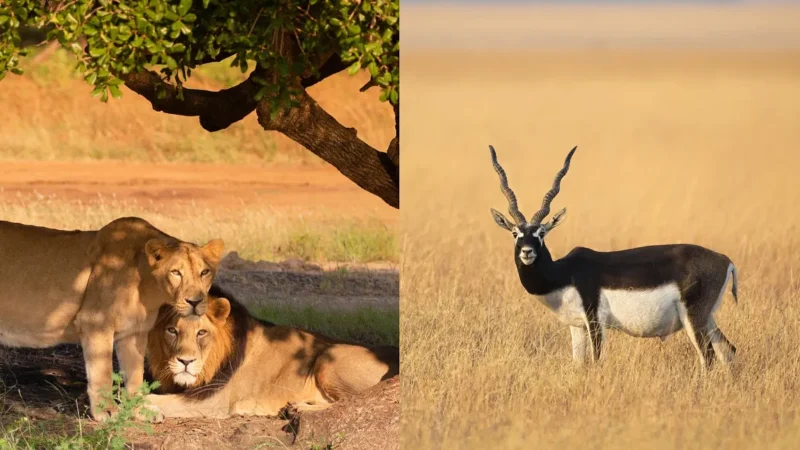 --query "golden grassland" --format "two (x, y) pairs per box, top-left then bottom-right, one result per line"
(0, 49), (394, 164)
(400, 49), (800, 449)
